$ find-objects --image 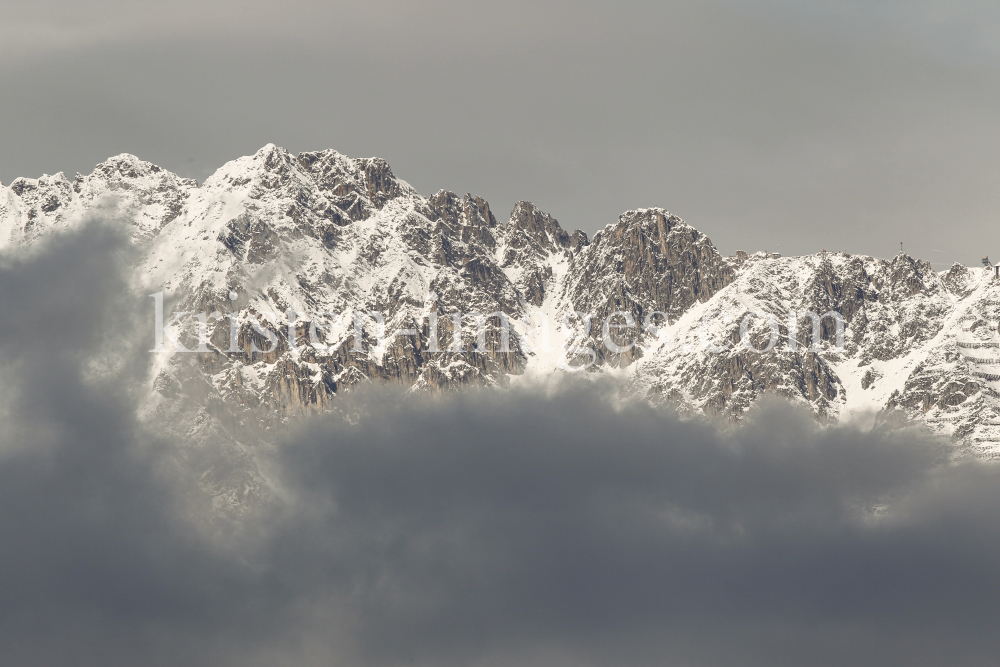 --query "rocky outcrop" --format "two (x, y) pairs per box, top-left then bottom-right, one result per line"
(564, 208), (735, 367)
(495, 201), (586, 308)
